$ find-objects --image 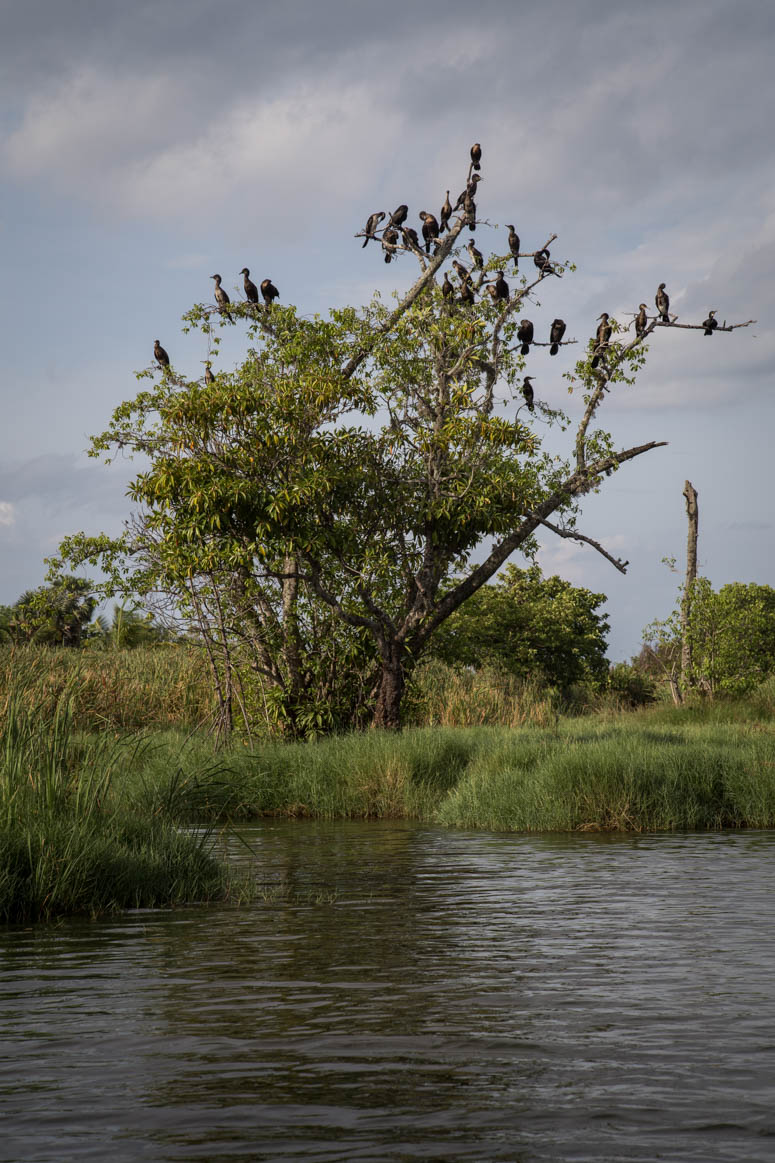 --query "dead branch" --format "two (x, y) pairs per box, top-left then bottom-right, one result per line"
(530, 514), (629, 573)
